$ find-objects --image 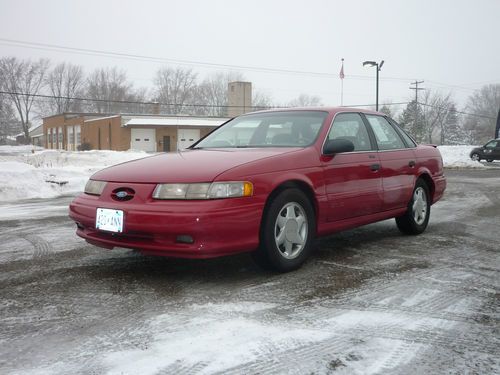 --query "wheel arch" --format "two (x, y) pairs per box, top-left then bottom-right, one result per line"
(417, 172), (435, 201)
(260, 179), (318, 232)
